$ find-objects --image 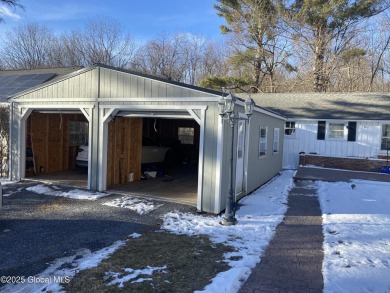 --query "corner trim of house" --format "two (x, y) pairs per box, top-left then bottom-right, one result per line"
(214, 113), (224, 214)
